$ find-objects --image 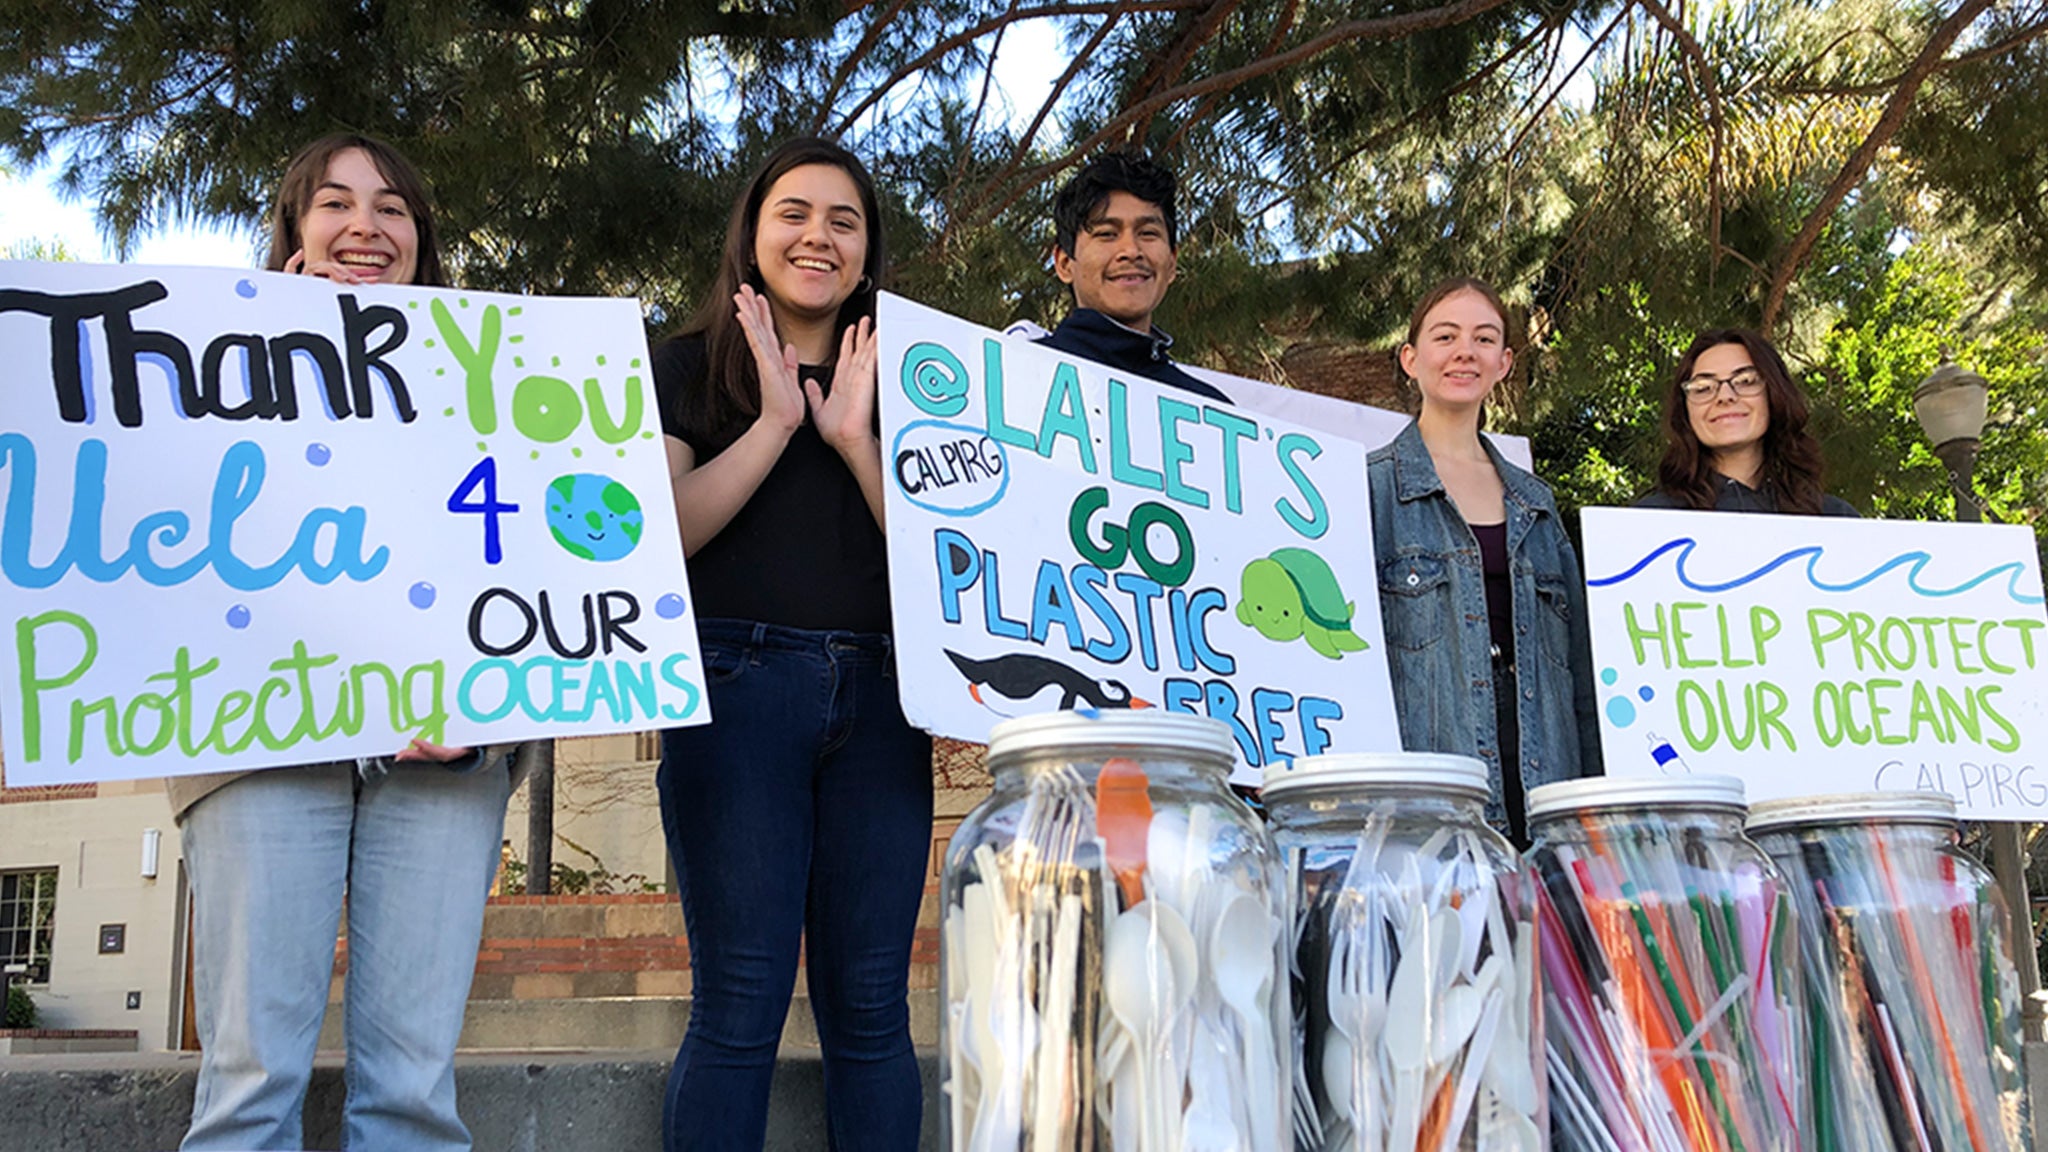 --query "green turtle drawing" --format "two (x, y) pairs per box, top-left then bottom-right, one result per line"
(1236, 548), (1370, 660)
